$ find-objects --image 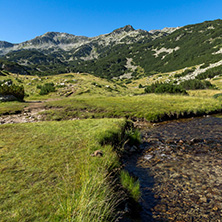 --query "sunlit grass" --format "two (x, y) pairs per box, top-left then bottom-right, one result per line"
(0, 72), (129, 101)
(211, 76), (222, 89)
(120, 170), (141, 201)
(0, 101), (26, 115)
(43, 94), (222, 122)
(0, 118), (126, 221)
(188, 89), (222, 97)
